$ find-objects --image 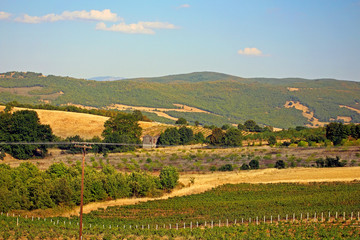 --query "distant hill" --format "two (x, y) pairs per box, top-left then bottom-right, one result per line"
(0, 71), (359, 128)
(88, 76), (126, 81)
